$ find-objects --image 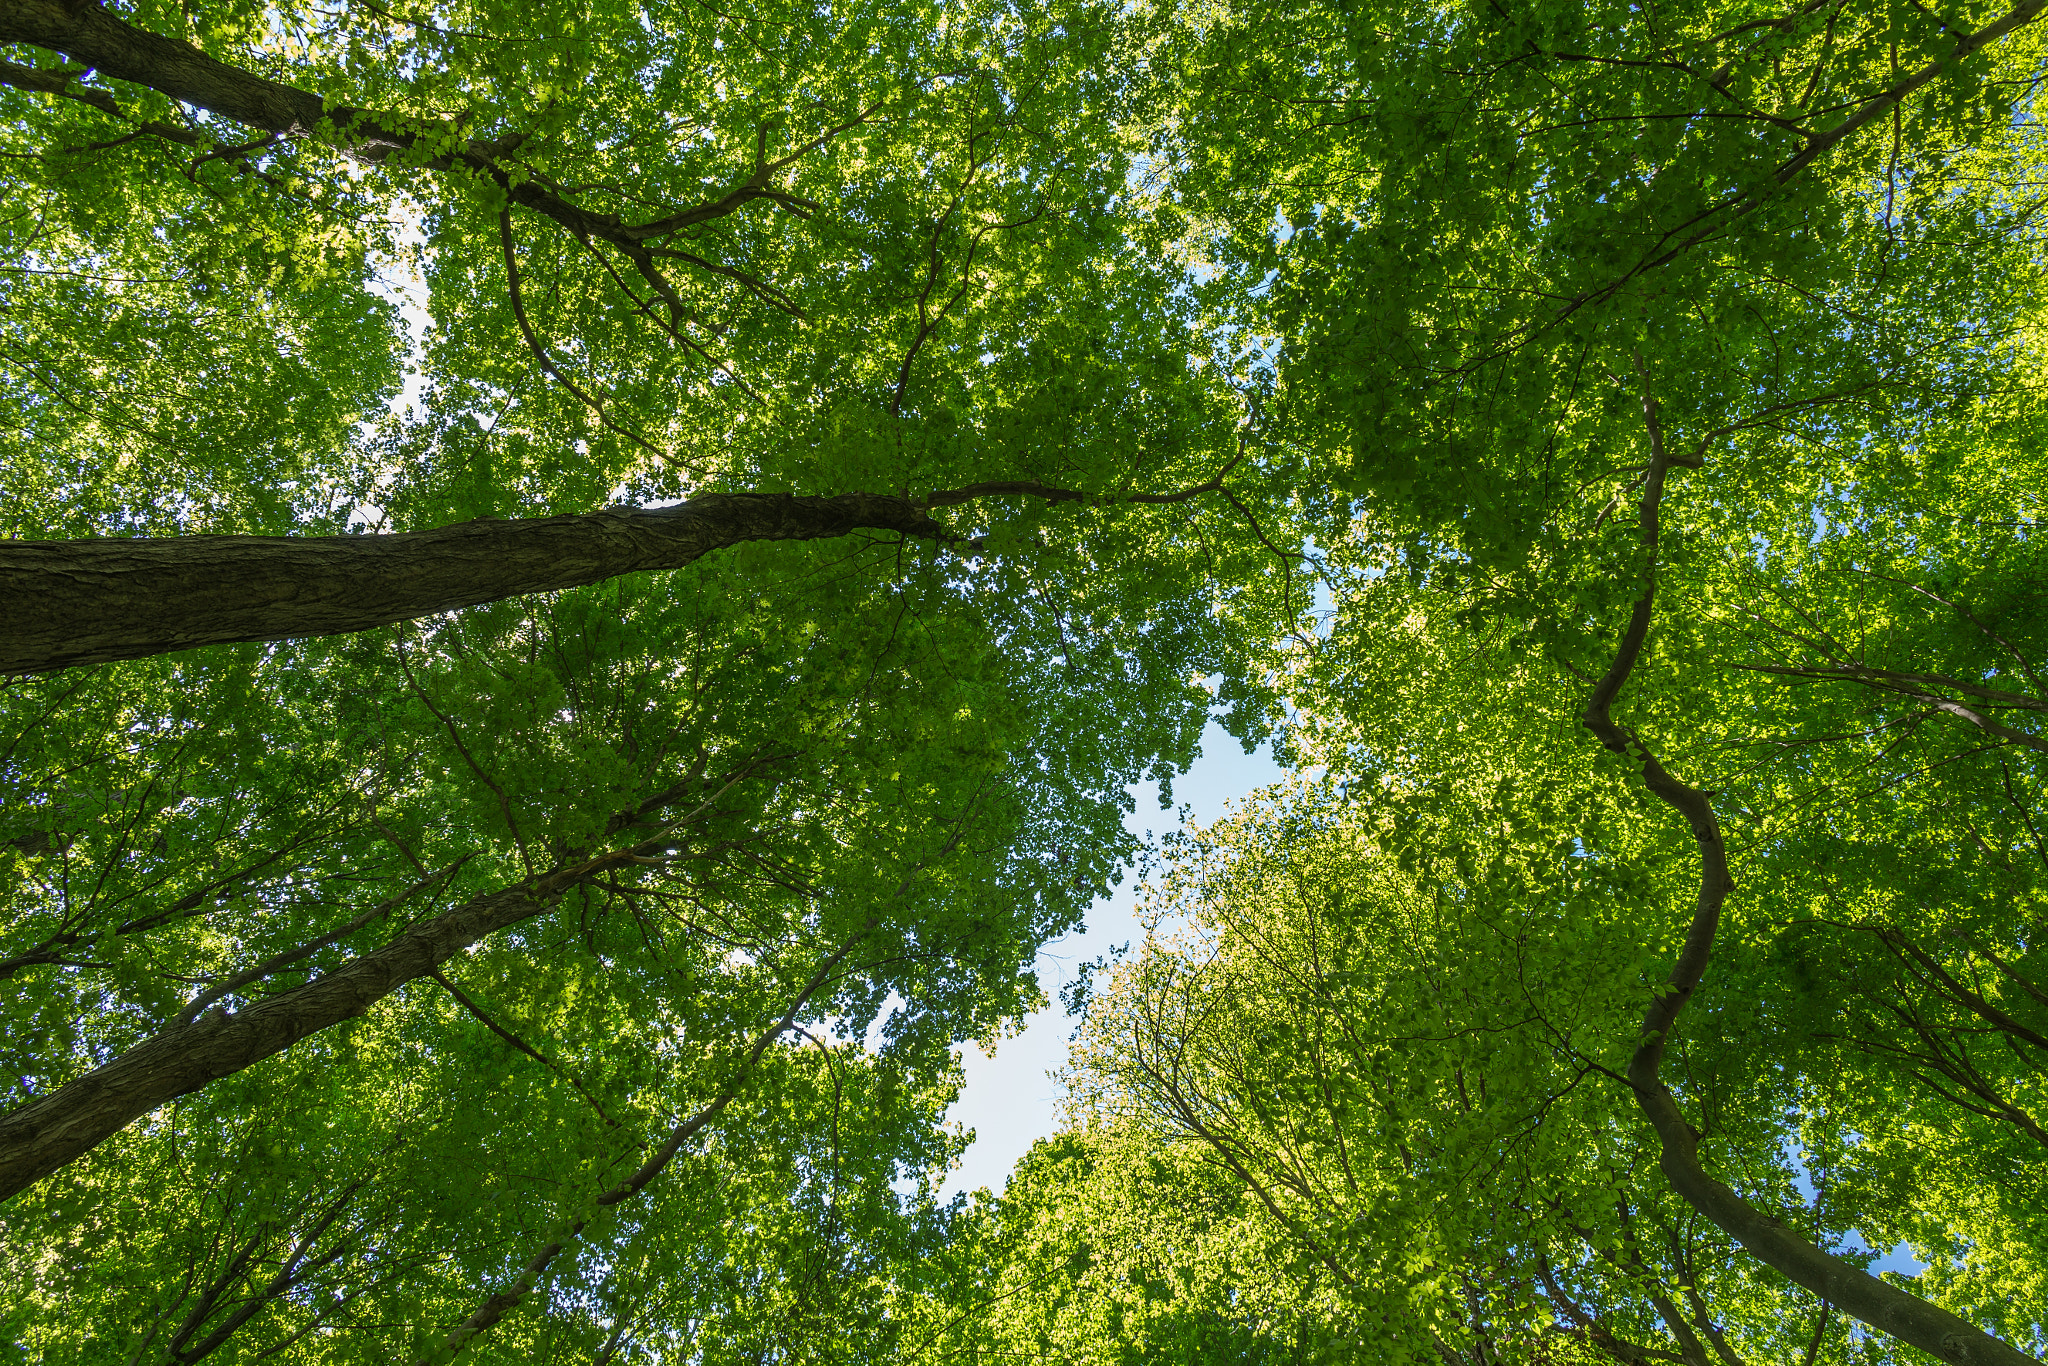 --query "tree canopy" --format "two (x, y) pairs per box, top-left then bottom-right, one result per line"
(2, 0), (2046, 1360)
